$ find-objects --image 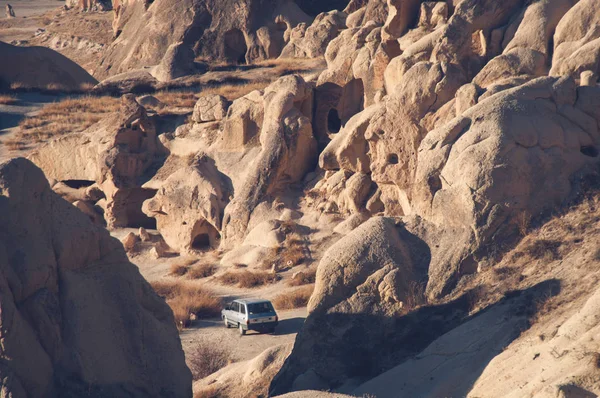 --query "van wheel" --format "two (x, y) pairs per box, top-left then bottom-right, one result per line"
(239, 324), (246, 336)
(223, 317), (230, 328)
